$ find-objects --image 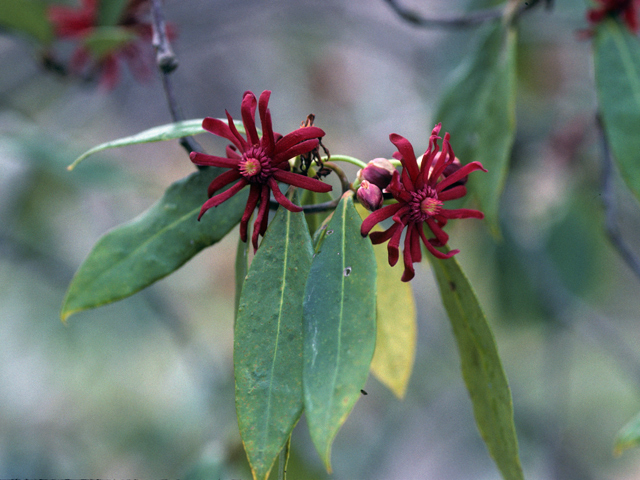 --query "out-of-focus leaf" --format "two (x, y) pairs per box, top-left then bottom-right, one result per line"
(0, 0), (53, 43)
(67, 119), (247, 170)
(614, 410), (640, 456)
(430, 253), (524, 480)
(235, 192), (312, 480)
(98, 0), (128, 26)
(61, 168), (247, 321)
(82, 26), (136, 58)
(369, 233), (416, 399)
(303, 192), (377, 472)
(595, 19), (640, 204)
(434, 23), (517, 235)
